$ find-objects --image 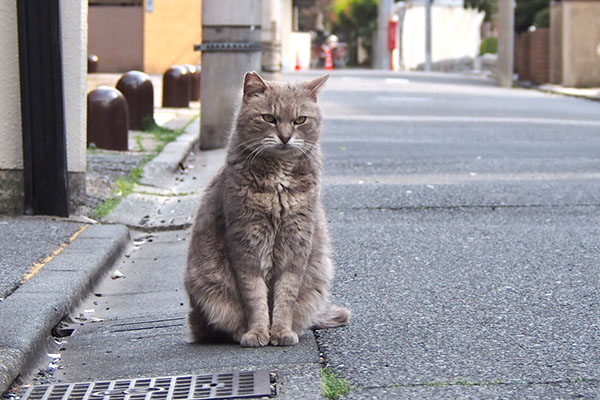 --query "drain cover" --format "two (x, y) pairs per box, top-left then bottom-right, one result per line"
(19, 371), (274, 400)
